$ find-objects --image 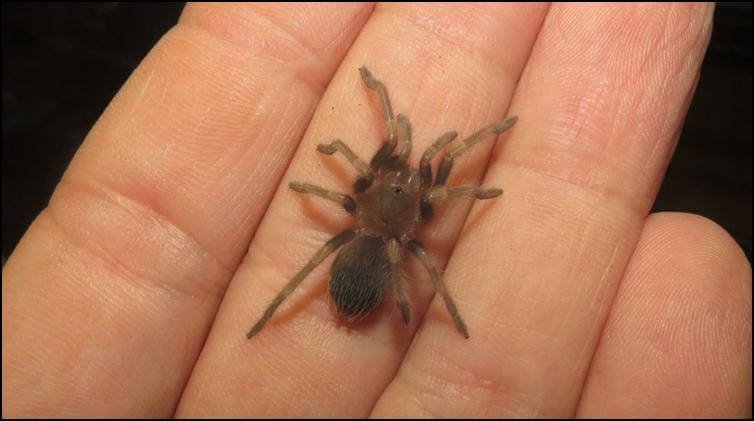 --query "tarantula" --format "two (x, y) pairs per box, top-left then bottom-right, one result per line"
(246, 67), (517, 339)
